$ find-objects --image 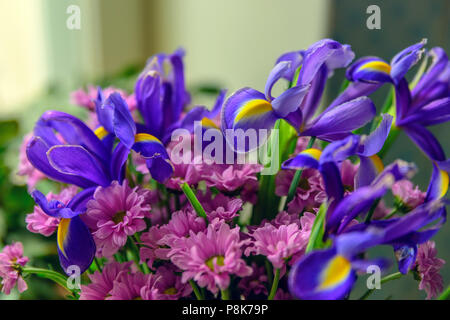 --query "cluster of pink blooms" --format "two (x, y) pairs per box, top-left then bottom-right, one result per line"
(2, 84), (446, 301)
